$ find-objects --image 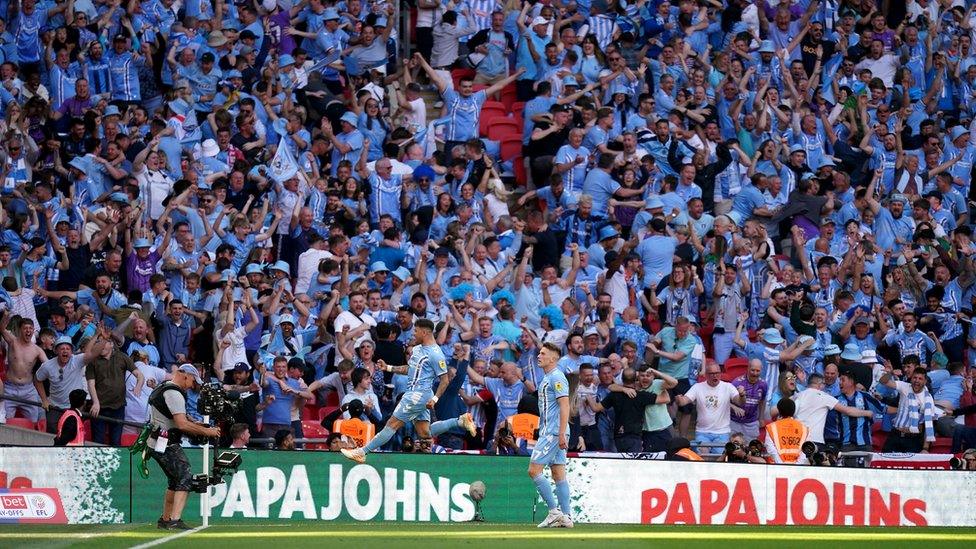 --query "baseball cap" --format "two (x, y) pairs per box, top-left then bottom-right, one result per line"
(54, 336), (73, 348)
(233, 362), (251, 373)
(177, 363), (204, 385)
(531, 16), (548, 27)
